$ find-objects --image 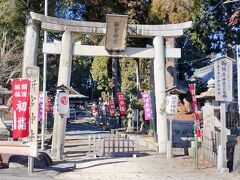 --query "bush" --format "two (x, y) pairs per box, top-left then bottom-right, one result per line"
(130, 99), (143, 110)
